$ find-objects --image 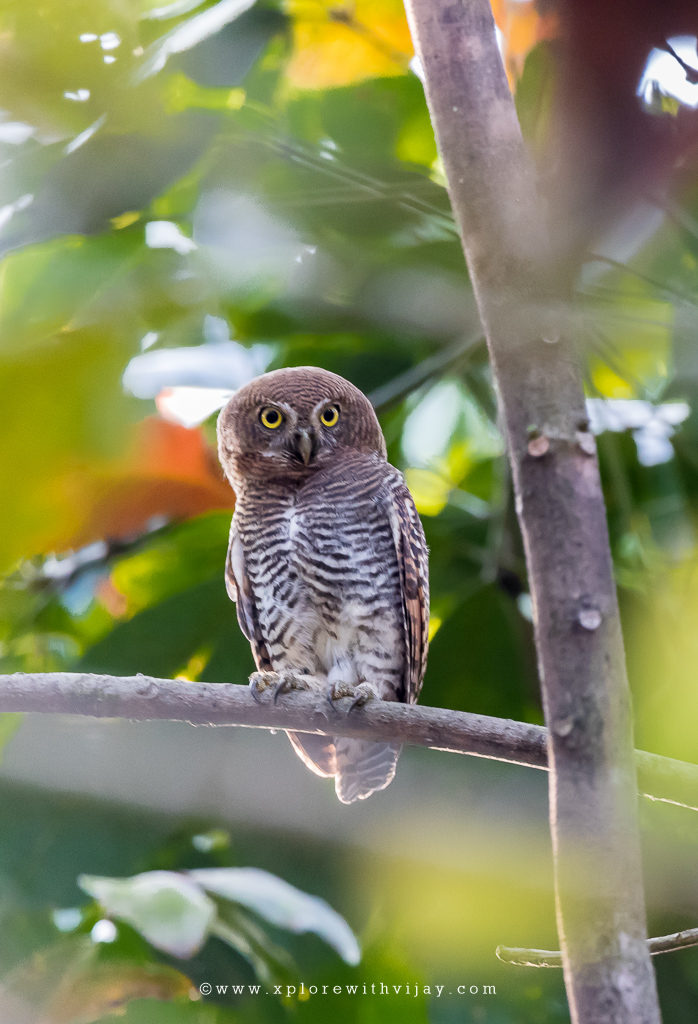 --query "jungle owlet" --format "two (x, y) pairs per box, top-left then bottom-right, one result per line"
(217, 366), (429, 803)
